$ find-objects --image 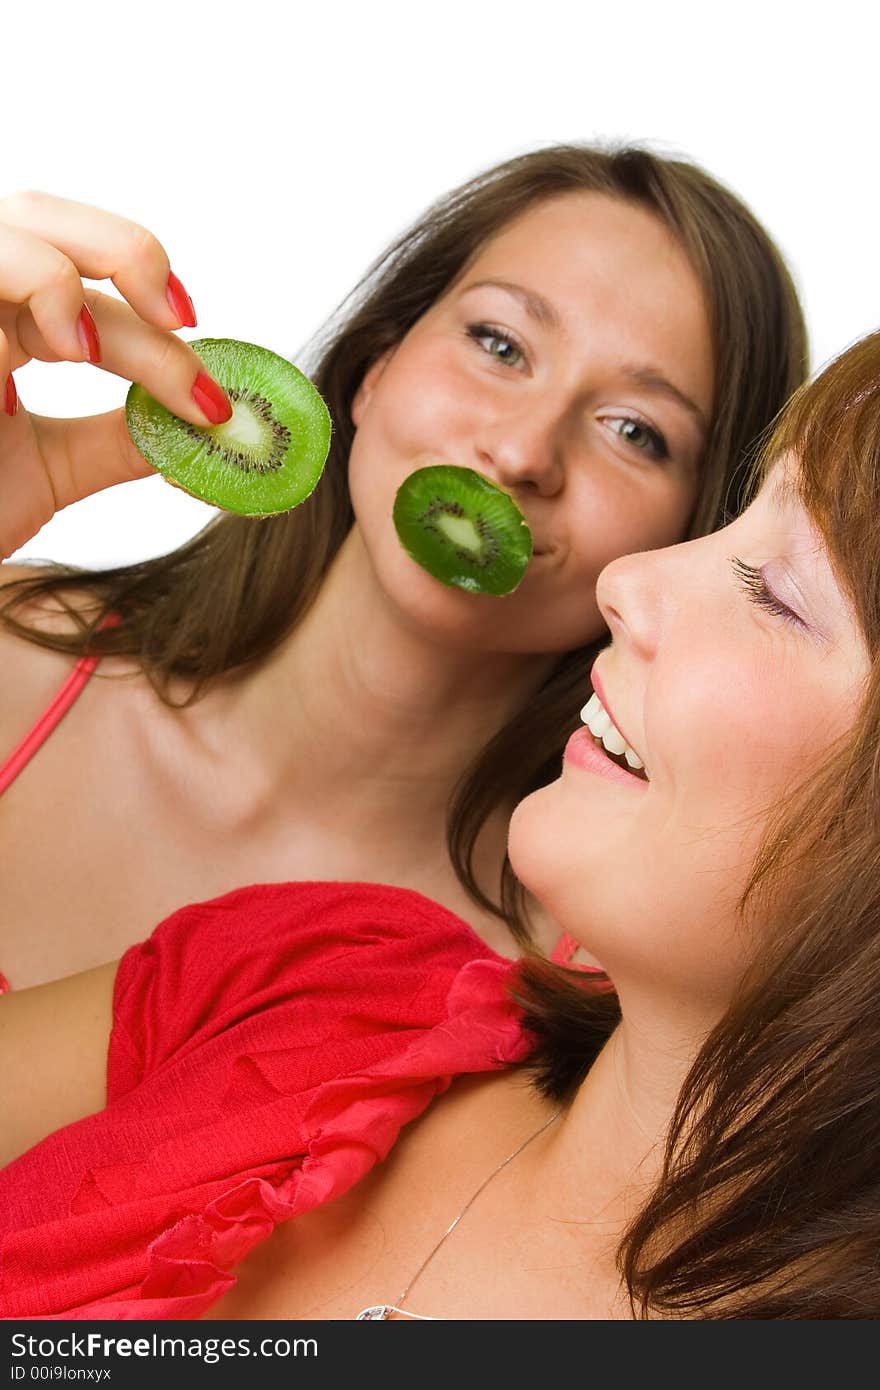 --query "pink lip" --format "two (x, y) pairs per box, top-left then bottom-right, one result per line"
(563, 728), (649, 789)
